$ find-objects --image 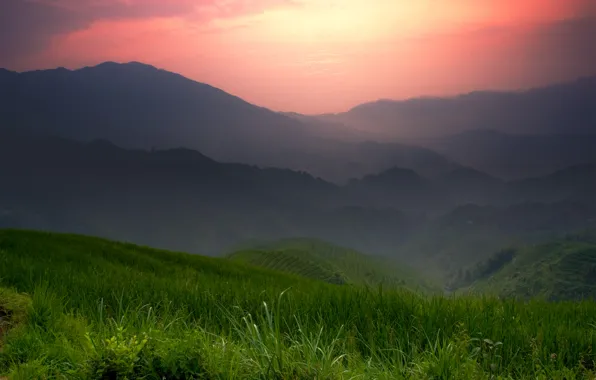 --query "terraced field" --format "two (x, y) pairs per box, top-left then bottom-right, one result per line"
(228, 238), (439, 291)
(228, 249), (348, 284)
